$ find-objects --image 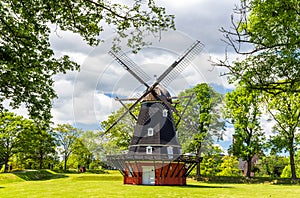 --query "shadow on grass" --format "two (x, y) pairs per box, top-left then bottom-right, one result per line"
(72, 175), (123, 182)
(138, 184), (233, 189)
(12, 169), (68, 181)
(182, 184), (233, 189)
